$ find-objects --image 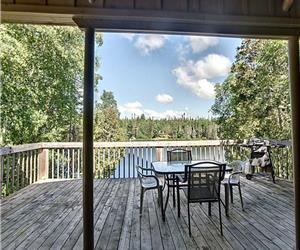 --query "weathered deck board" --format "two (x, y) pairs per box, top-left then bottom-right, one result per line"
(0, 177), (295, 249)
